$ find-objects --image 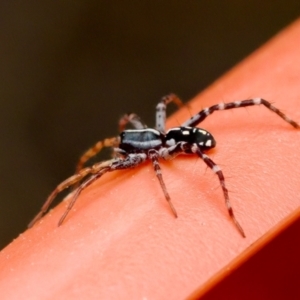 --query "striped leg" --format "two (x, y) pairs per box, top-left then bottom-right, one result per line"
(59, 153), (148, 225)
(159, 142), (189, 161)
(28, 159), (115, 228)
(75, 137), (120, 174)
(192, 145), (245, 237)
(58, 169), (109, 226)
(182, 98), (300, 128)
(119, 113), (147, 132)
(148, 149), (178, 217)
(156, 93), (184, 133)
